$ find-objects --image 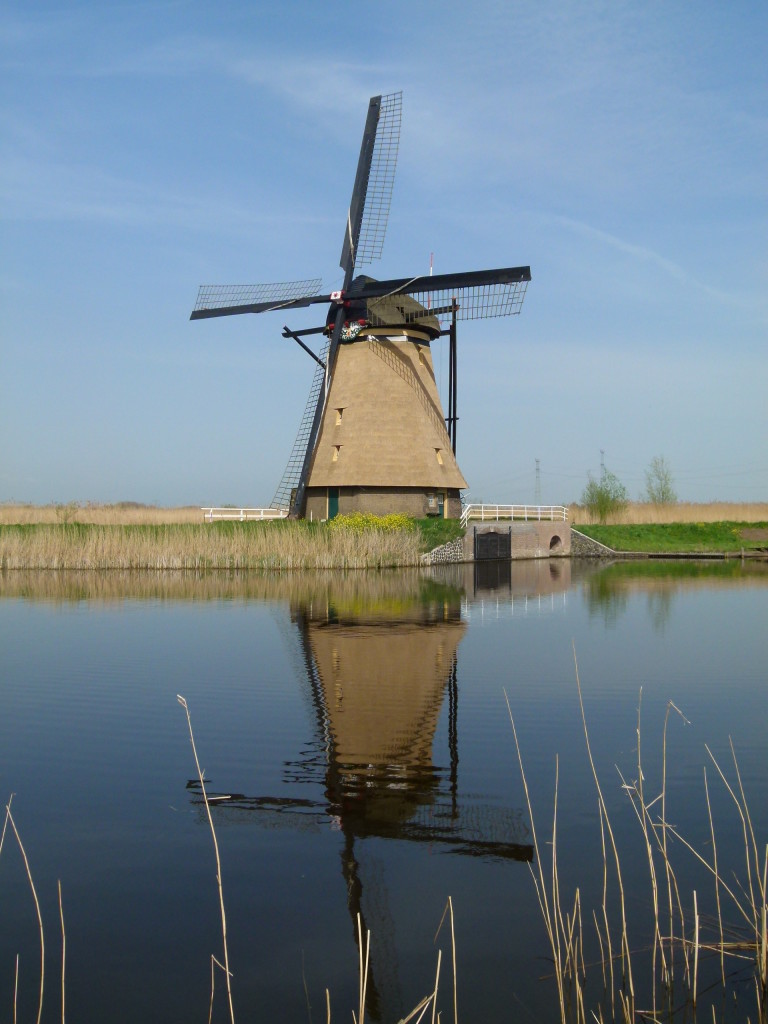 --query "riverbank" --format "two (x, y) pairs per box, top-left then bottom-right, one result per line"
(1, 505), (766, 569)
(575, 521), (768, 554)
